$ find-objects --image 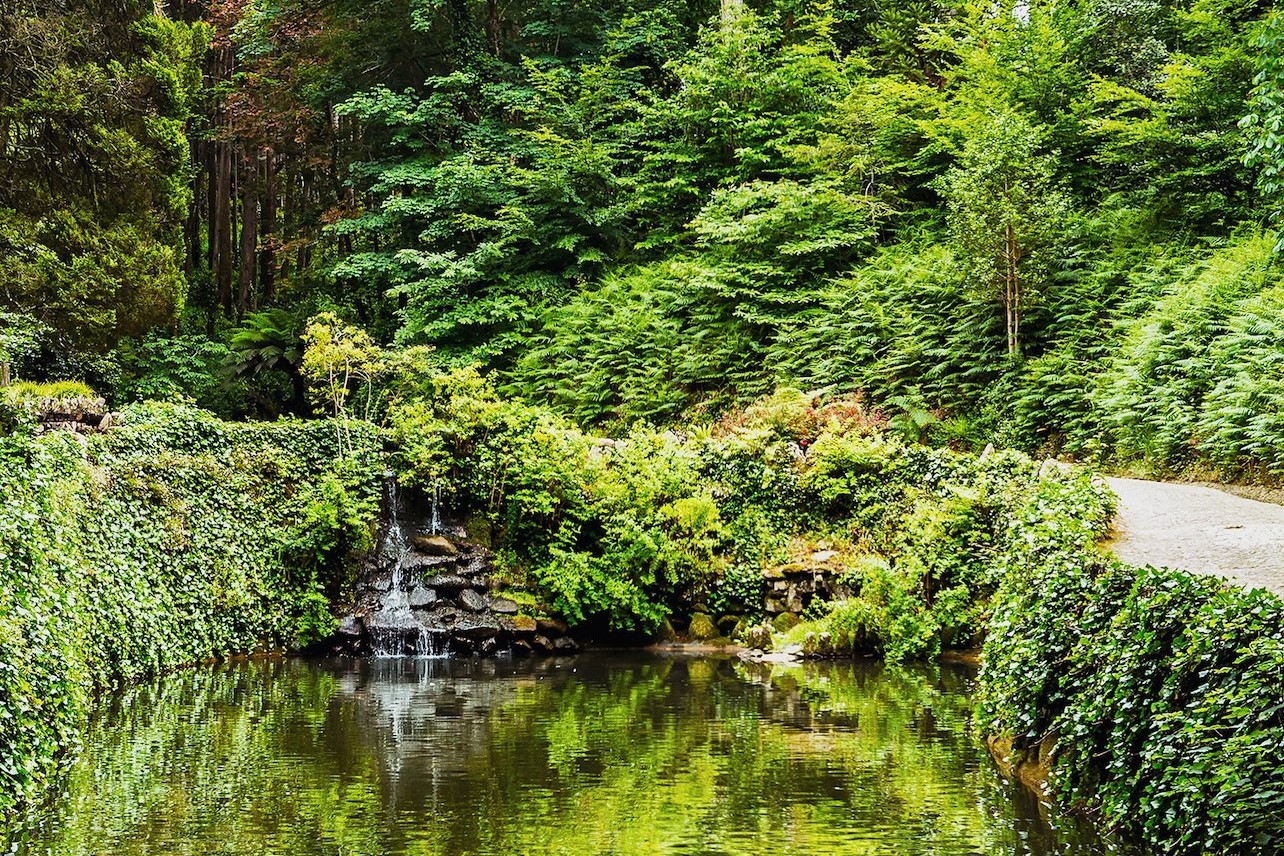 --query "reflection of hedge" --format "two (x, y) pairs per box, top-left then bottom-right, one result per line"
(0, 402), (380, 822)
(978, 472), (1284, 853)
